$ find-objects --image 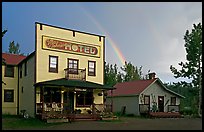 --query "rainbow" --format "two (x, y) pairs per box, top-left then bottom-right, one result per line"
(80, 6), (126, 66)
